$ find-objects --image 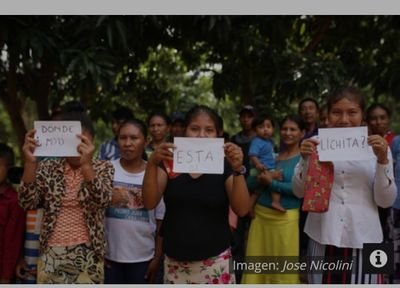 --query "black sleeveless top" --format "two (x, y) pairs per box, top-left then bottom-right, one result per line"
(160, 162), (233, 261)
